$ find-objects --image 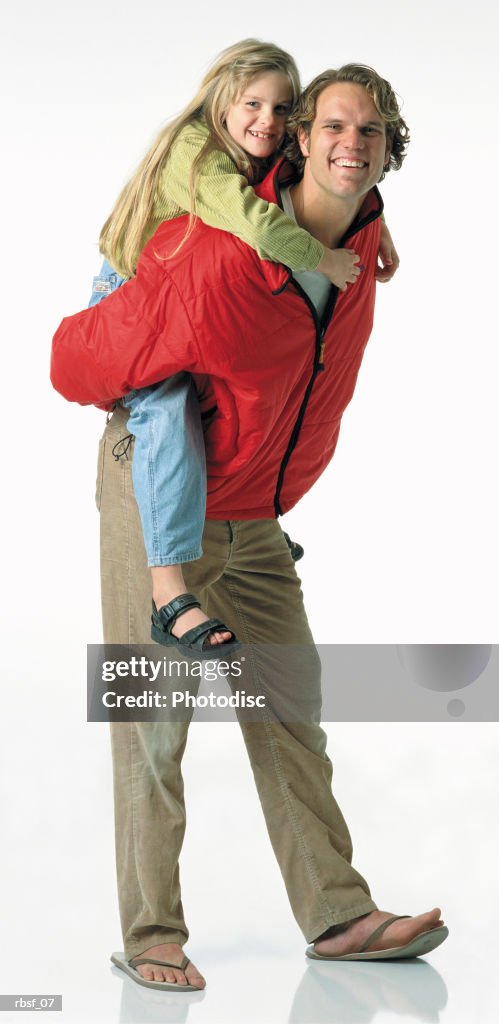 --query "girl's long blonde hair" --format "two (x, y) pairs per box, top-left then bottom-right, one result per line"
(99, 39), (301, 278)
